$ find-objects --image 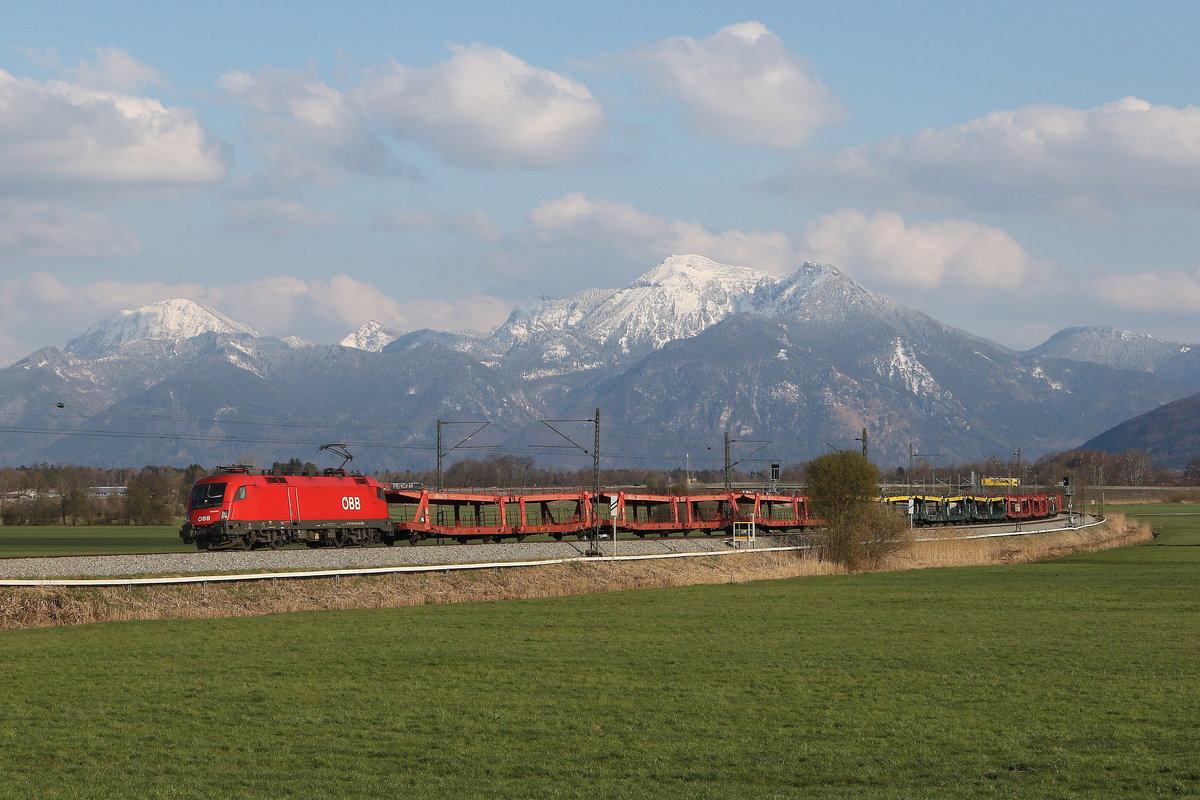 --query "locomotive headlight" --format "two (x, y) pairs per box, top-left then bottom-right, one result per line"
(220, 510), (229, 520)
